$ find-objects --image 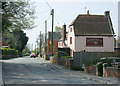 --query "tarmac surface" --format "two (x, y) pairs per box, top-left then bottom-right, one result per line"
(0, 57), (119, 85)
